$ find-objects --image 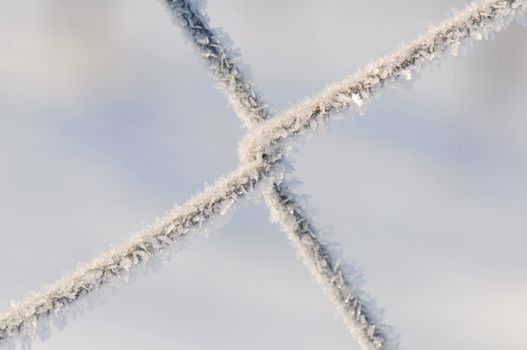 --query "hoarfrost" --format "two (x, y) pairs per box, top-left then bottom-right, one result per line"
(165, 0), (272, 127)
(167, 1), (401, 348)
(264, 182), (399, 350)
(352, 93), (364, 107)
(0, 159), (274, 349)
(167, 1), (402, 349)
(3, 0), (525, 348)
(239, 0), (527, 163)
